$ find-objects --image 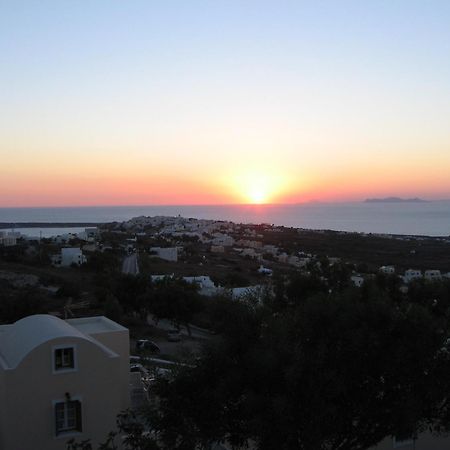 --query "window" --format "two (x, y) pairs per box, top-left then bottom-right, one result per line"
(55, 400), (82, 435)
(54, 347), (75, 371)
(393, 435), (414, 448)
